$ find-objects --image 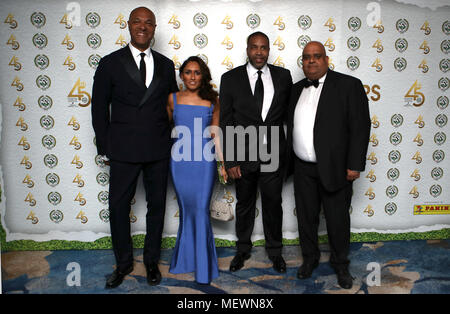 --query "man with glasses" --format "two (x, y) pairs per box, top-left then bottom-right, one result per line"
(286, 41), (370, 289)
